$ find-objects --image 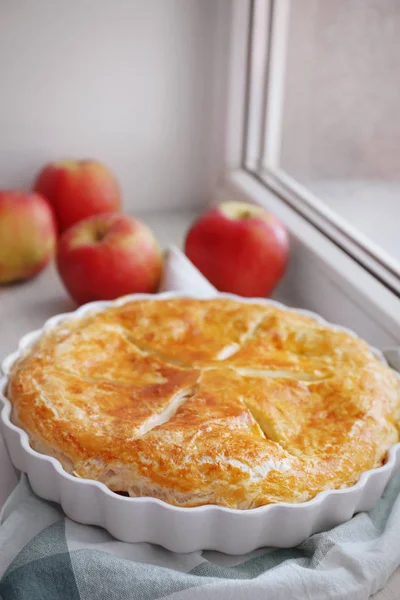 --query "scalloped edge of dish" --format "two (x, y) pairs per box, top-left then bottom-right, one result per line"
(1, 291), (399, 554)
